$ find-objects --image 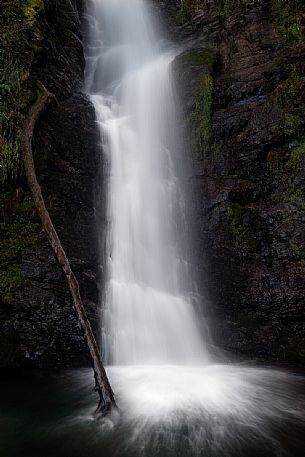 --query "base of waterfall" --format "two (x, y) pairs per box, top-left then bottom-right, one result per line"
(2, 365), (304, 457)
